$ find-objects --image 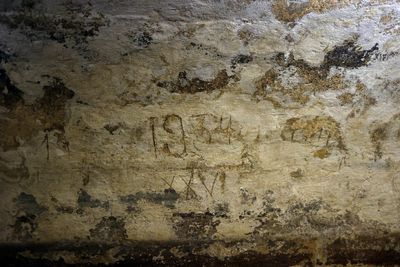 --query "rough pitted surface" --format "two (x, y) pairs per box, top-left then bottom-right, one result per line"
(0, 0), (400, 265)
